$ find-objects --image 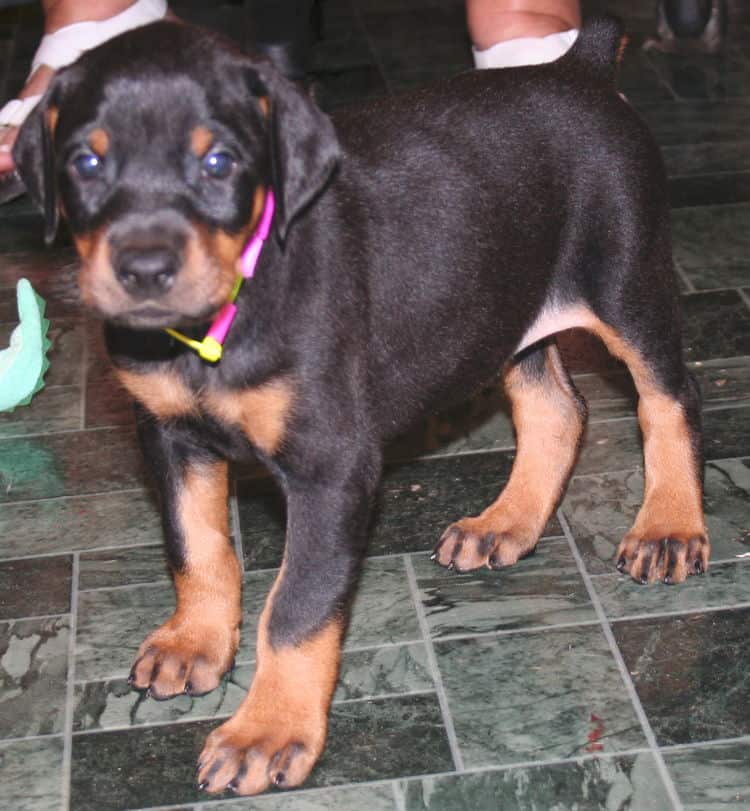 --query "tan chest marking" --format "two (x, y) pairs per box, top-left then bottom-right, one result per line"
(116, 368), (198, 420)
(203, 378), (294, 455)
